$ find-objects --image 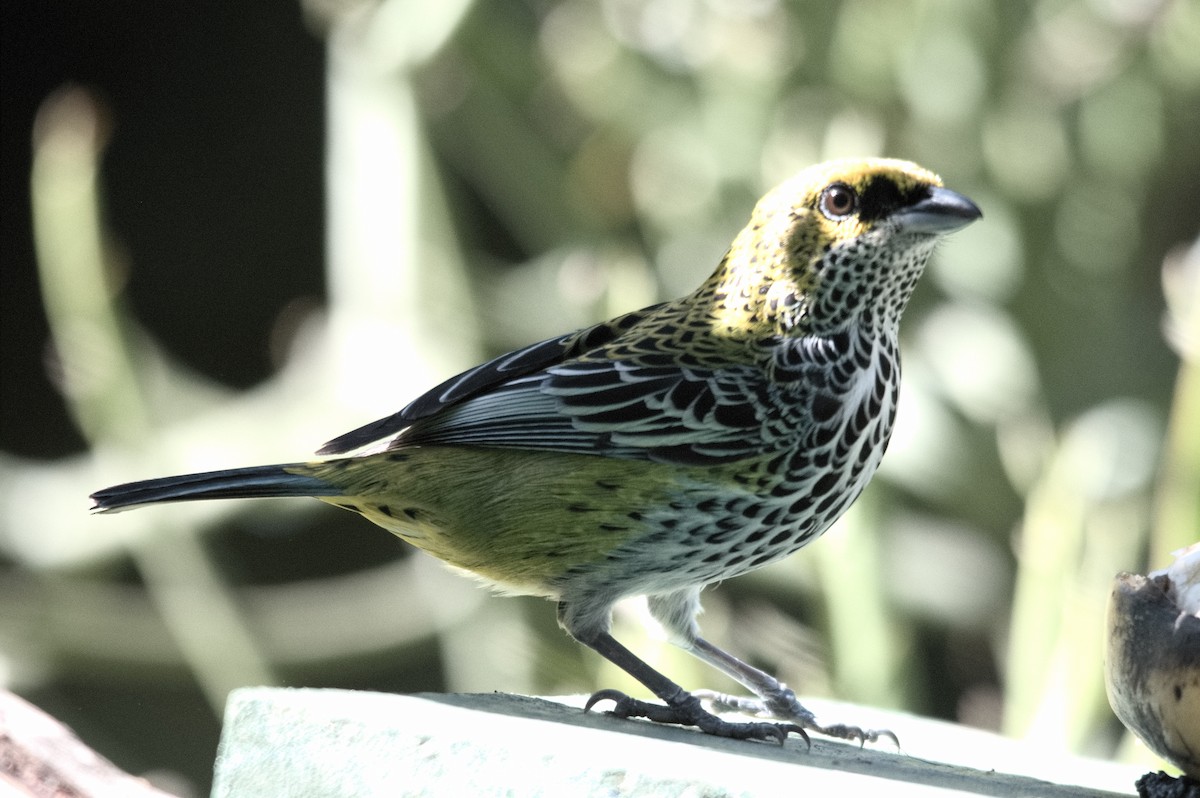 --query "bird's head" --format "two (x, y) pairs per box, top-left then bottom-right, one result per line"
(711, 158), (981, 337)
